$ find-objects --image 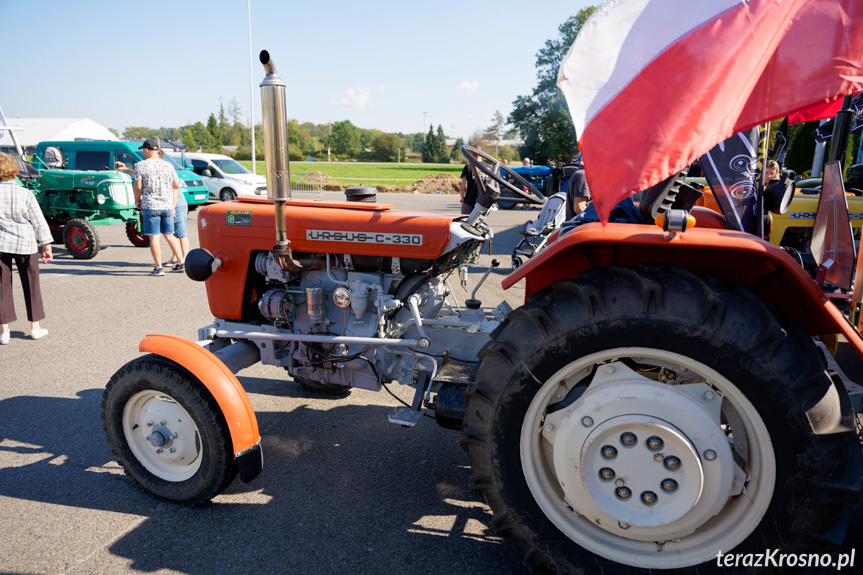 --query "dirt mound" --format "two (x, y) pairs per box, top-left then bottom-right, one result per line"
(304, 171), (336, 183)
(411, 174), (460, 195)
(309, 171), (461, 194)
